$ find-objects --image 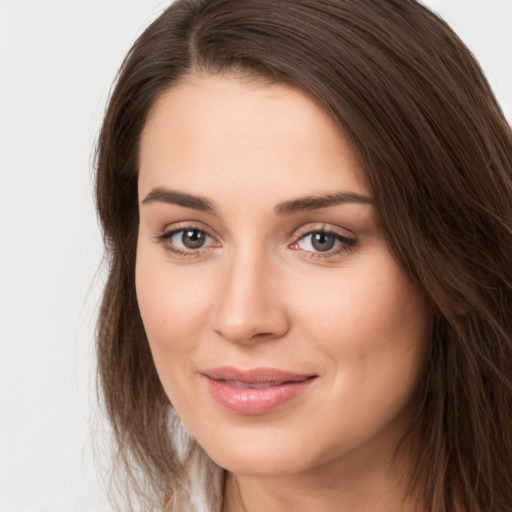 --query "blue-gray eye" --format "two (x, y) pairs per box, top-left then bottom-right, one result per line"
(310, 232), (336, 252)
(180, 229), (207, 249)
(161, 228), (213, 251)
(298, 232), (339, 252)
(295, 230), (357, 255)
